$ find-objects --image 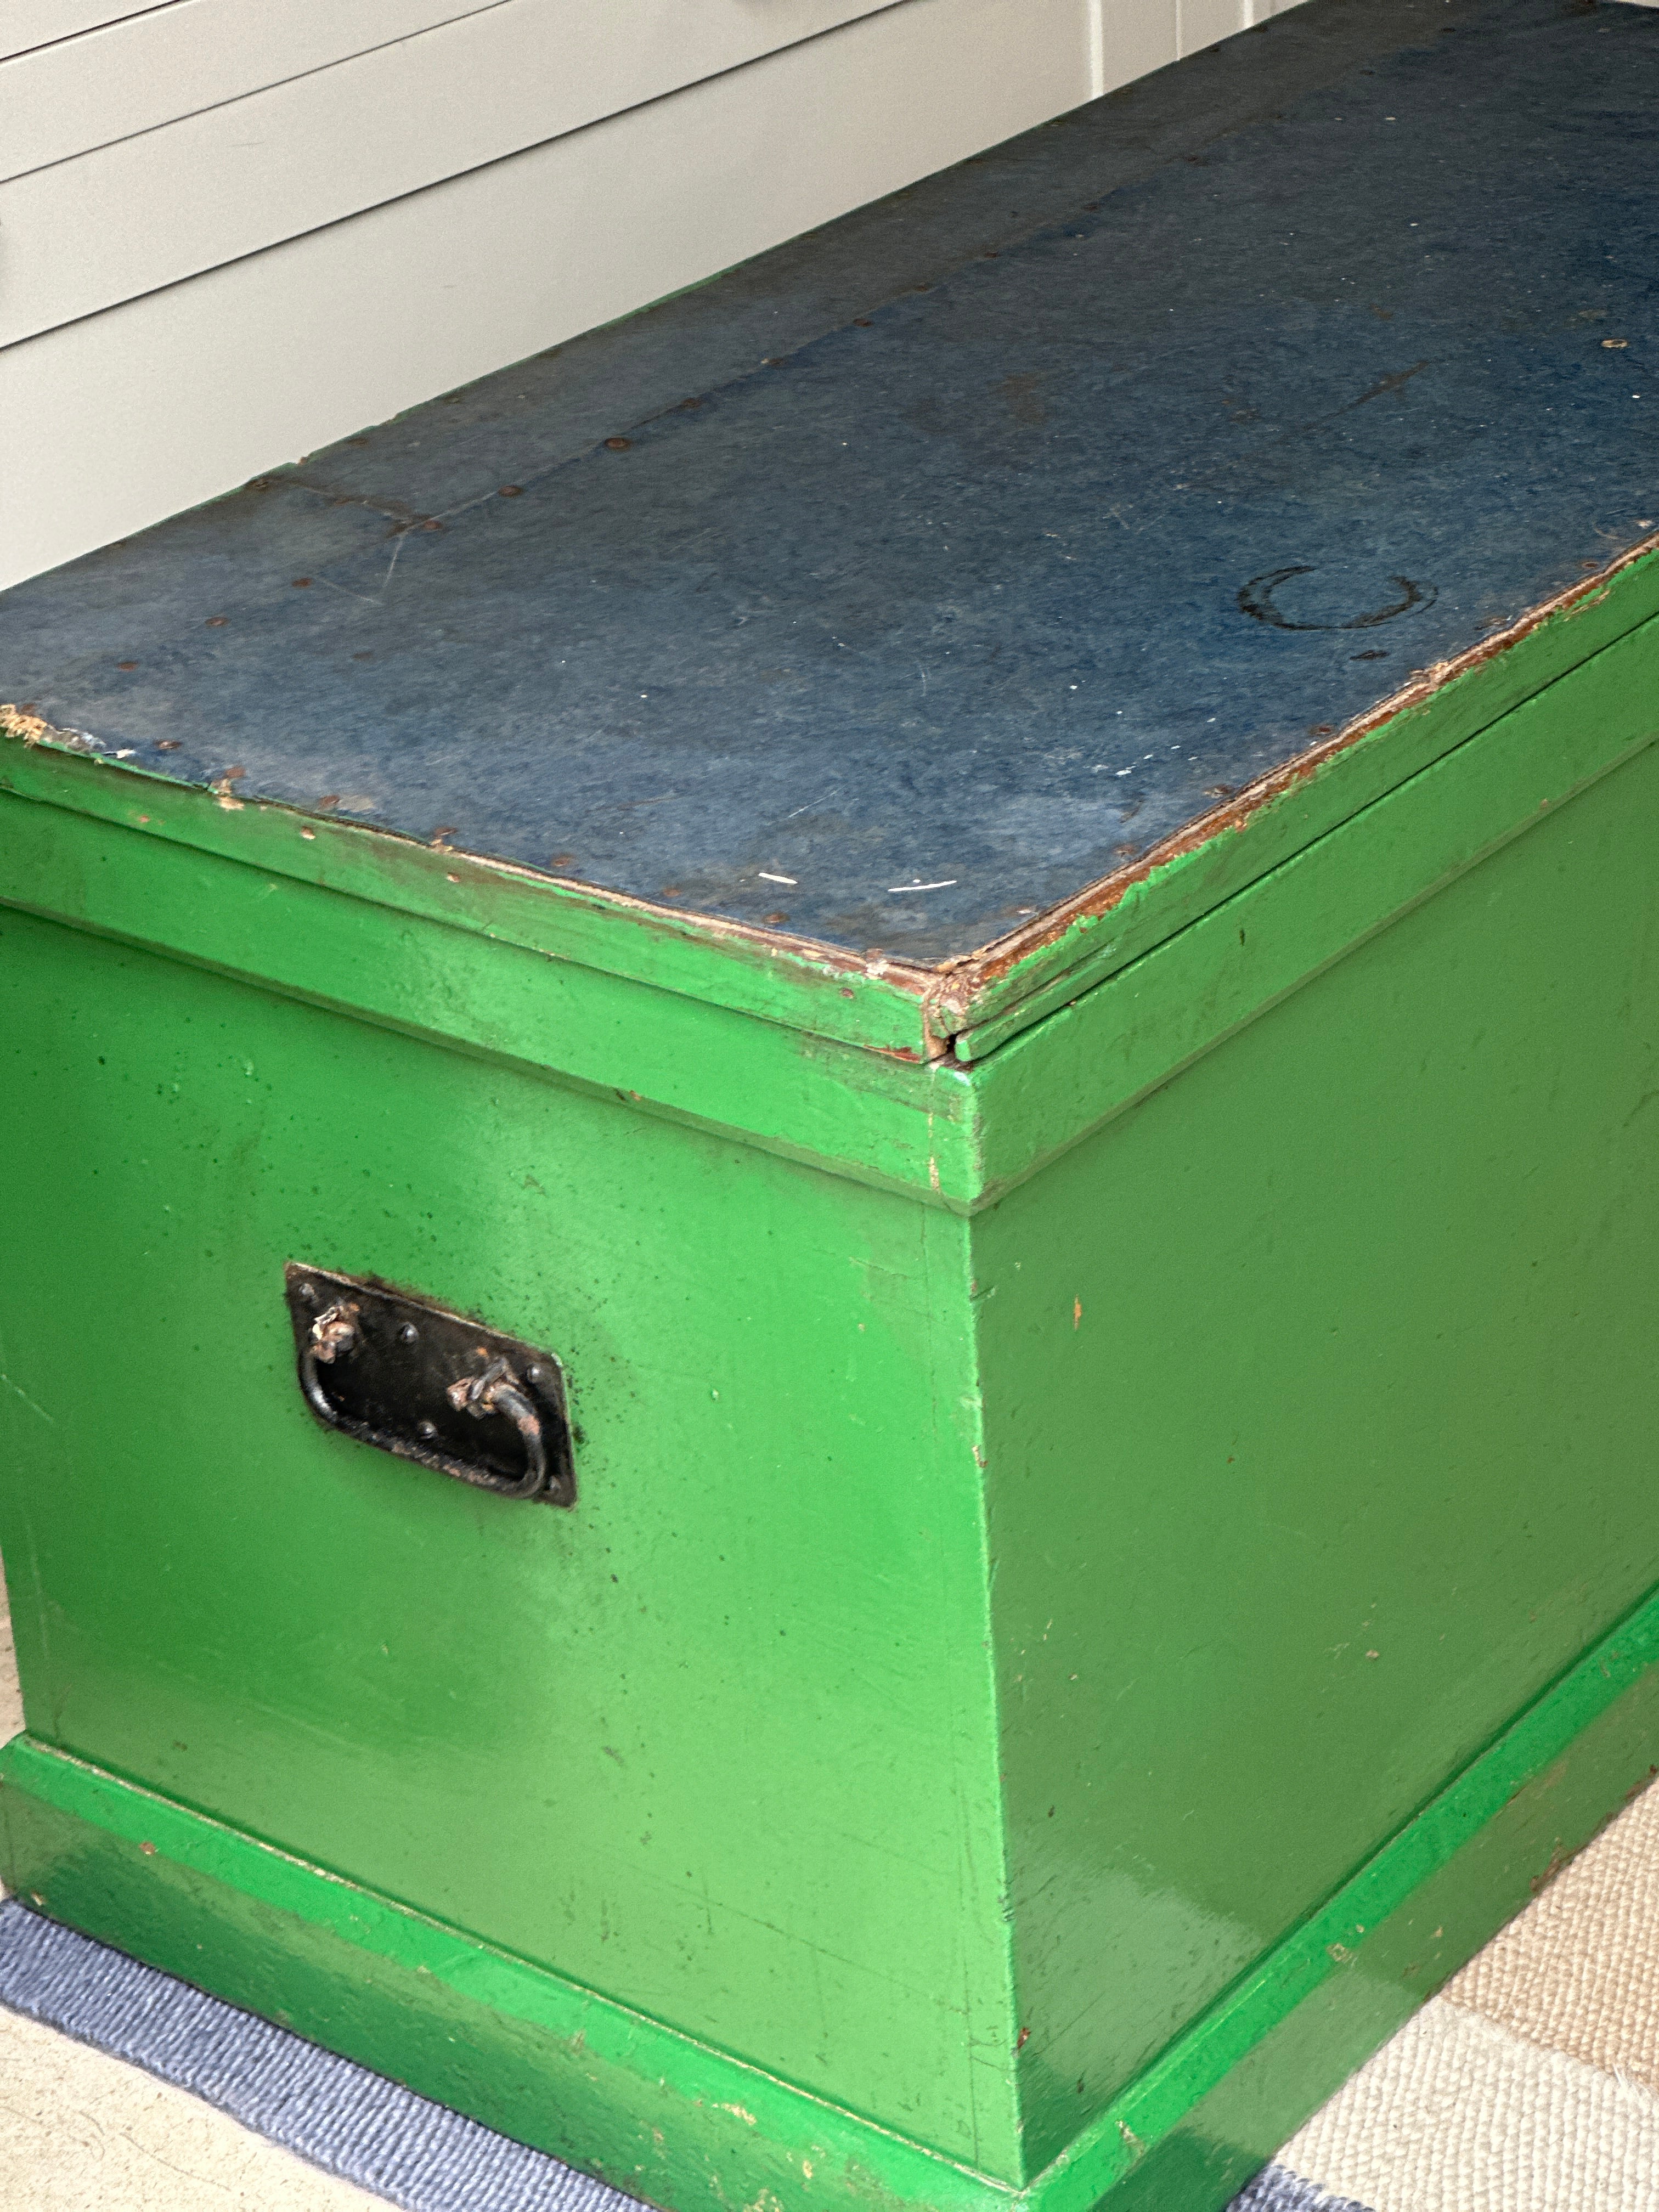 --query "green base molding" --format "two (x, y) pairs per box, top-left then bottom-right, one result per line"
(7, 1573), (1659, 2212)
